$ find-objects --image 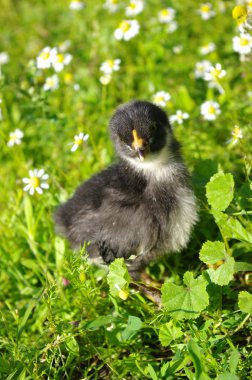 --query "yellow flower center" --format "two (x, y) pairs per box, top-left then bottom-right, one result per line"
(56, 53), (65, 63)
(154, 95), (165, 103)
(232, 126), (242, 139)
(201, 4), (210, 13)
(232, 5), (248, 25)
(211, 68), (221, 78)
(64, 72), (73, 83)
(47, 79), (55, 87)
(160, 9), (170, 17)
(40, 51), (50, 60)
(129, 3), (137, 9)
(75, 138), (83, 146)
(120, 21), (130, 32)
(106, 59), (114, 68)
(30, 177), (40, 188)
(118, 289), (129, 300)
(10, 134), (18, 141)
(240, 38), (249, 46)
(208, 105), (216, 114)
